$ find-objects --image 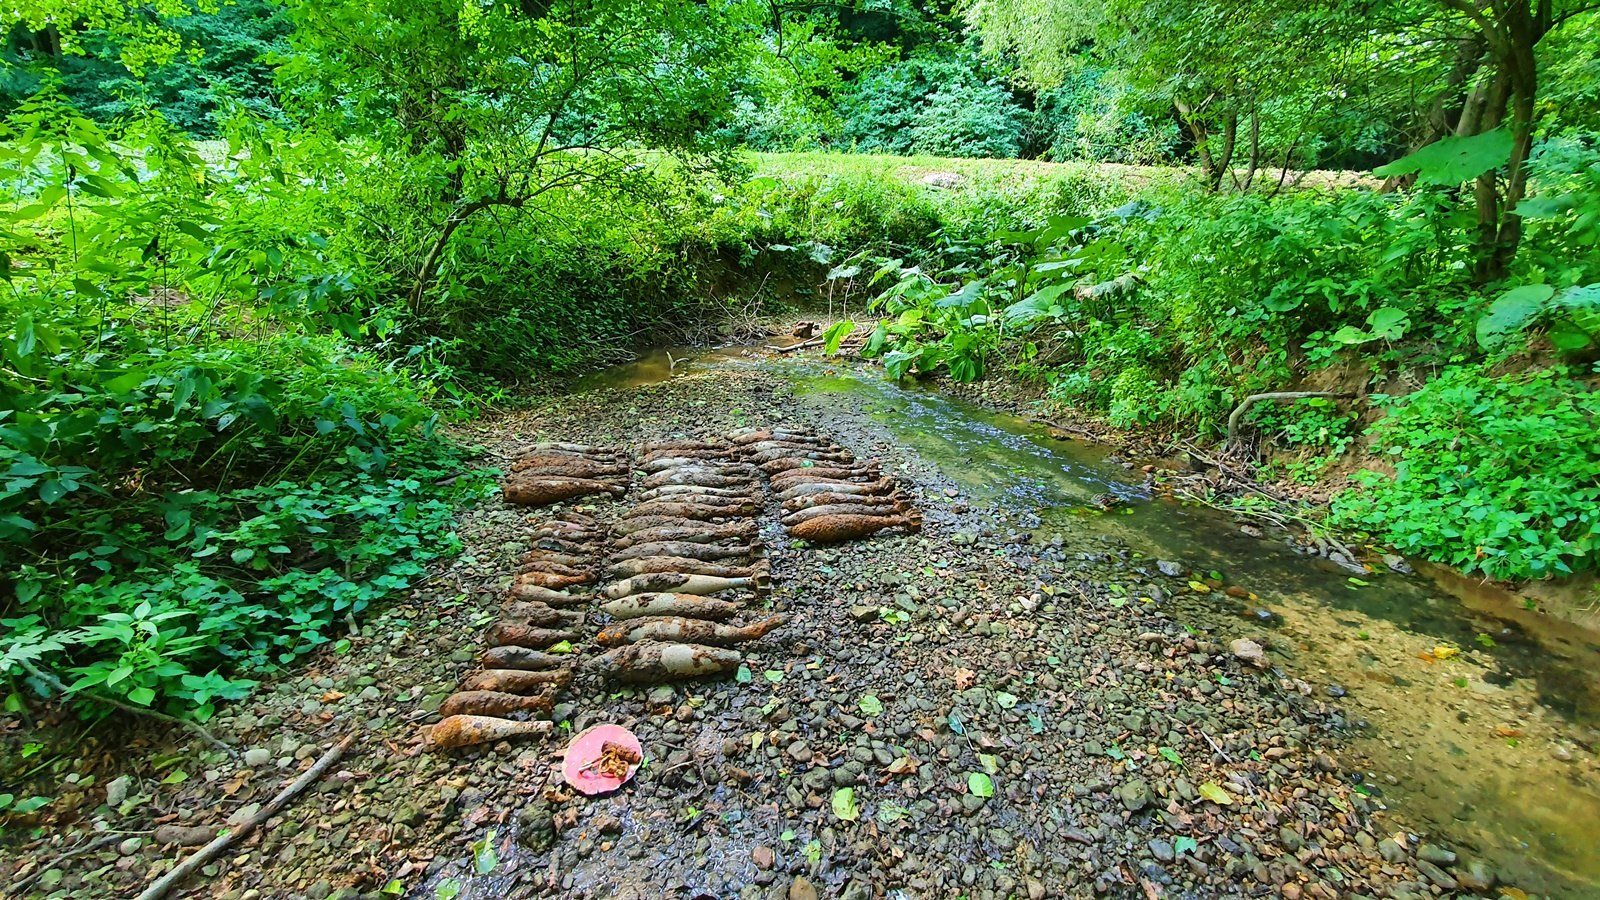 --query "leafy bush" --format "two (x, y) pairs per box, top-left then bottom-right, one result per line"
(0, 314), (474, 718)
(837, 54), (1030, 159)
(1332, 366), (1600, 580)
(907, 80), (1029, 159)
(1246, 397), (1359, 454)
(0, 91), (475, 720)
